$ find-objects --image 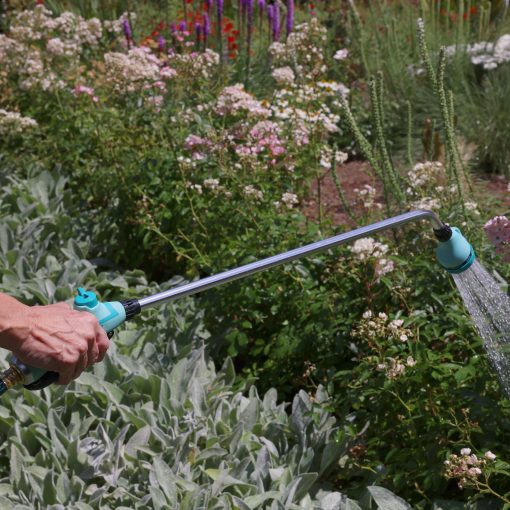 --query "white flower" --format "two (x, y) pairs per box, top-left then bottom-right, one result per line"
(319, 146), (333, 169)
(0, 109), (38, 134)
(485, 451), (496, 461)
(400, 334), (408, 342)
(376, 259), (394, 277)
(464, 201), (480, 216)
(406, 356), (417, 367)
(460, 448), (472, 456)
(411, 197), (441, 211)
(185, 182), (203, 193)
(243, 185), (264, 201)
(350, 237), (389, 261)
(389, 319), (404, 330)
(362, 310), (372, 319)
(216, 84), (271, 118)
(335, 150), (348, 164)
(272, 66), (295, 85)
(376, 363), (386, 372)
(378, 312), (388, 320)
(203, 178), (220, 190)
(281, 192), (299, 209)
(333, 48), (349, 60)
